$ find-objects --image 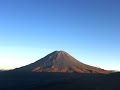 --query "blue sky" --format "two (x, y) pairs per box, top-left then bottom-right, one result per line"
(0, 0), (120, 70)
